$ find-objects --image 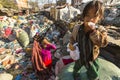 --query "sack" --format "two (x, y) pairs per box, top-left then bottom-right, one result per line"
(17, 29), (29, 47)
(58, 58), (120, 80)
